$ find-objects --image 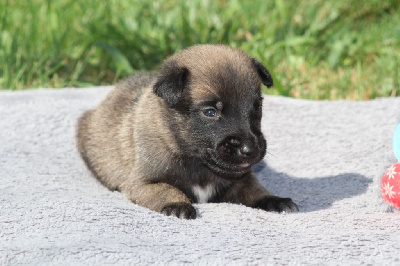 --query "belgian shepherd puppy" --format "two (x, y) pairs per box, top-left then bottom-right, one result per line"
(77, 44), (298, 219)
